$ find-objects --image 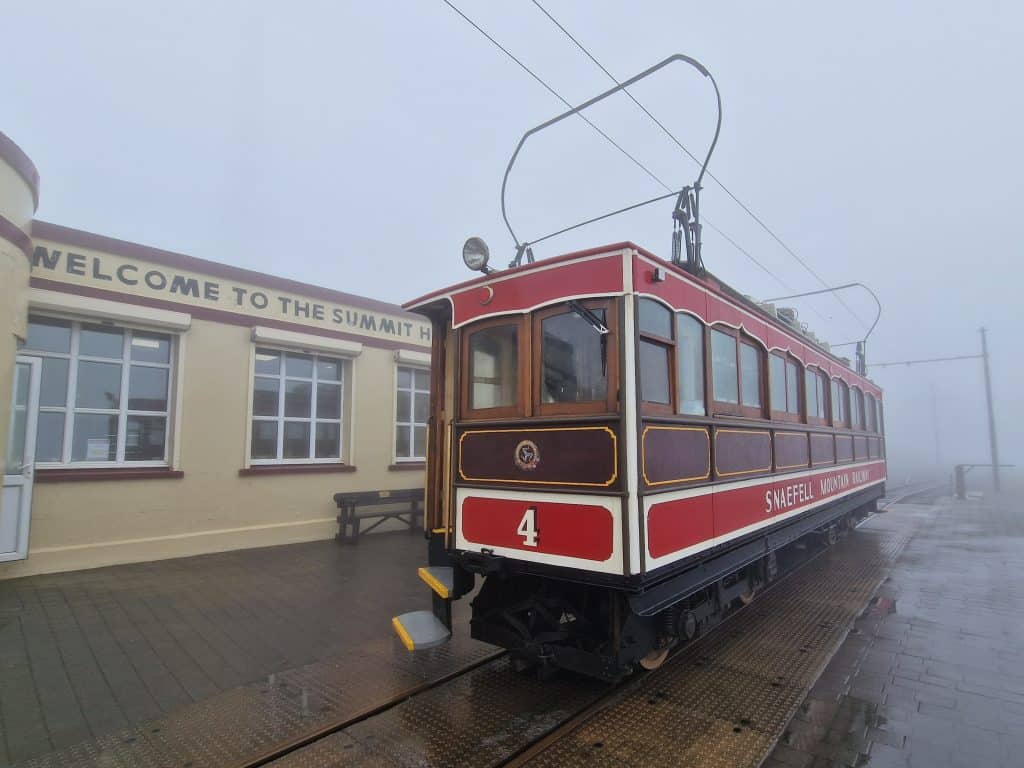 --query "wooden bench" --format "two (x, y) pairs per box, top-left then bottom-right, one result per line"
(333, 488), (424, 543)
